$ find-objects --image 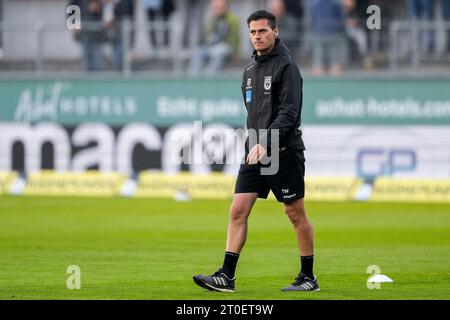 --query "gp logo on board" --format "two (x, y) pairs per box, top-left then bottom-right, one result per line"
(356, 148), (417, 179)
(264, 76), (272, 90)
